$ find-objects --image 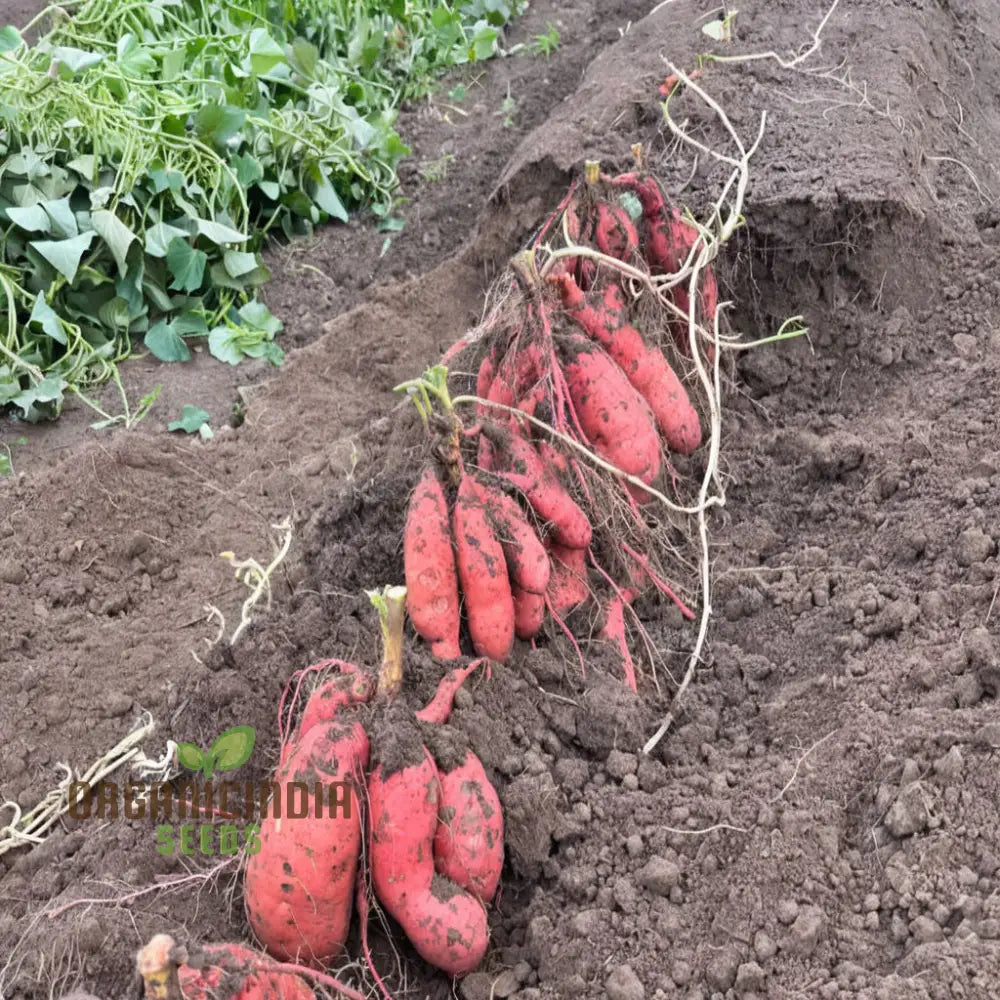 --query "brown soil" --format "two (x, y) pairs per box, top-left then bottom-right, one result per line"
(4, 1), (1000, 998)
